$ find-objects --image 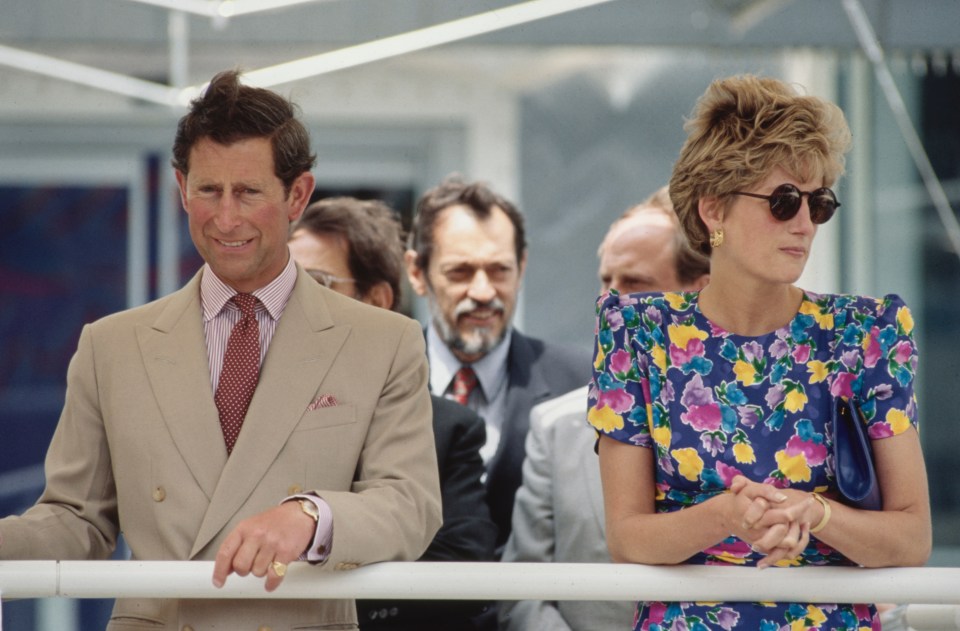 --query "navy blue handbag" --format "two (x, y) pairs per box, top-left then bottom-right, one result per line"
(832, 398), (882, 510)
